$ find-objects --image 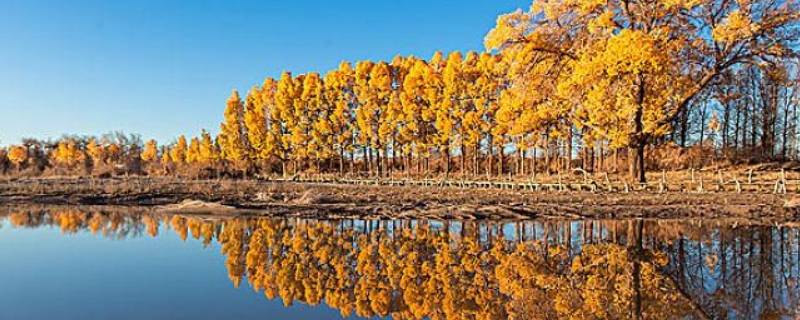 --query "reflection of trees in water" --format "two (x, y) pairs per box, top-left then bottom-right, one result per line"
(660, 222), (800, 319)
(6, 208), (153, 239)
(2, 209), (798, 319)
